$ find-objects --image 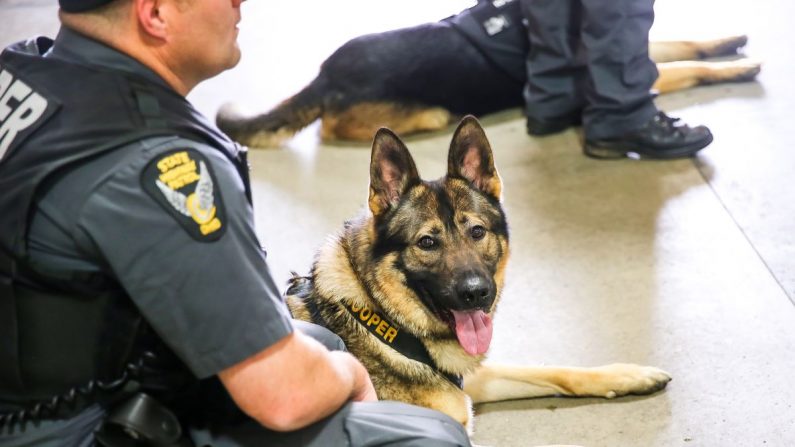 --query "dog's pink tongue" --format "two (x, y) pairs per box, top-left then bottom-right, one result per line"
(451, 310), (493, 355)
